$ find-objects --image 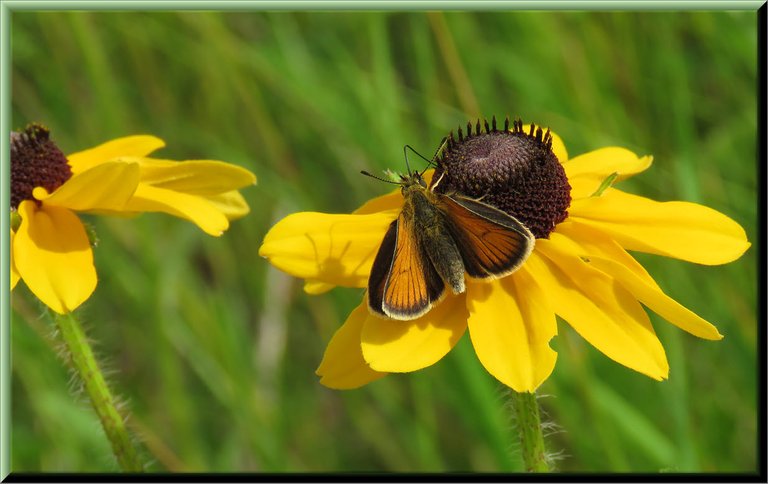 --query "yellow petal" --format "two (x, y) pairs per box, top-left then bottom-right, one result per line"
(563, 148), (652, 199)
(259, 210), (397, 288)
(316, 300), (388, 389)
(555, 220), (659, 288)
(555, 221), (722, 340)
(133, 158), (256, 195)
(570, 188), (750, 265)
(14, 201), (96, 314)
(353, 190), (402, 215)
(466, 268), (557, 392)
(123, 184), (231, 236)
(203, 190), (251, 221)
(361, 294), (468, 373)
(304, 280), (334, 295)
(531, 241), (669, 380)
(67, 135), (165, 174)
(10, 229), (20, 290)
(33, 161), (140, 212)
(587, 256), (722, 340)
